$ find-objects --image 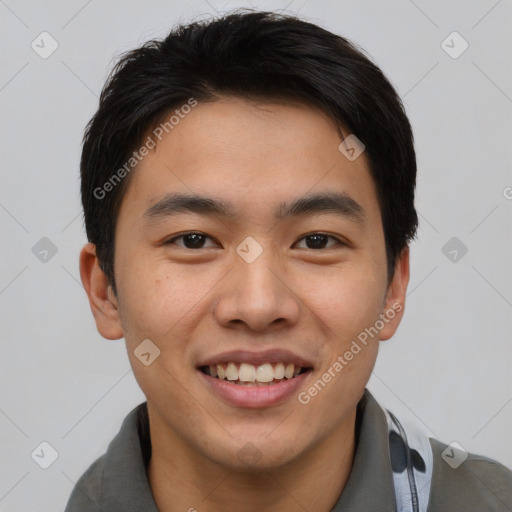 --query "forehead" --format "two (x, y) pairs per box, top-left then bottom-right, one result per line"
(118, 97), (381, 228)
